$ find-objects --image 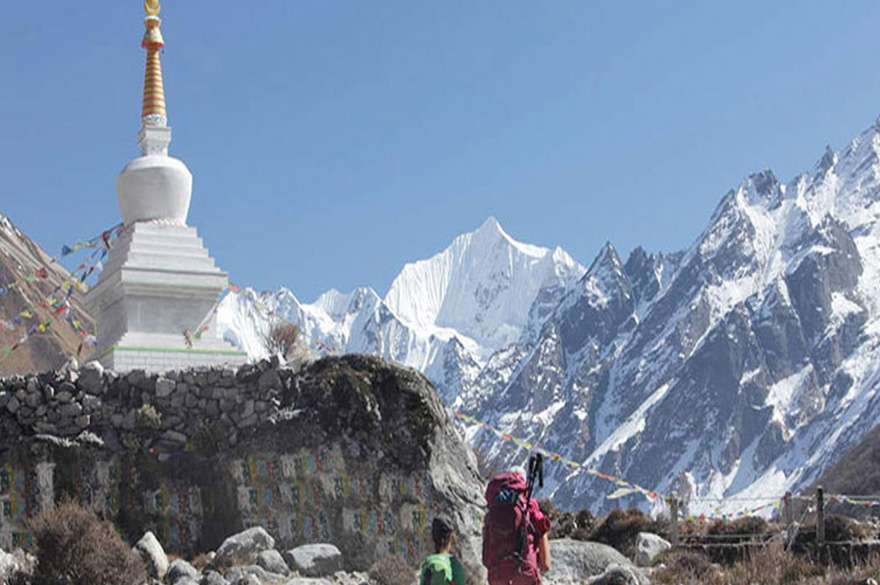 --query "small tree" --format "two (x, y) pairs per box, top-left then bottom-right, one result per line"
(29, 499), (145, 585)
(261, 320), (300, 358)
